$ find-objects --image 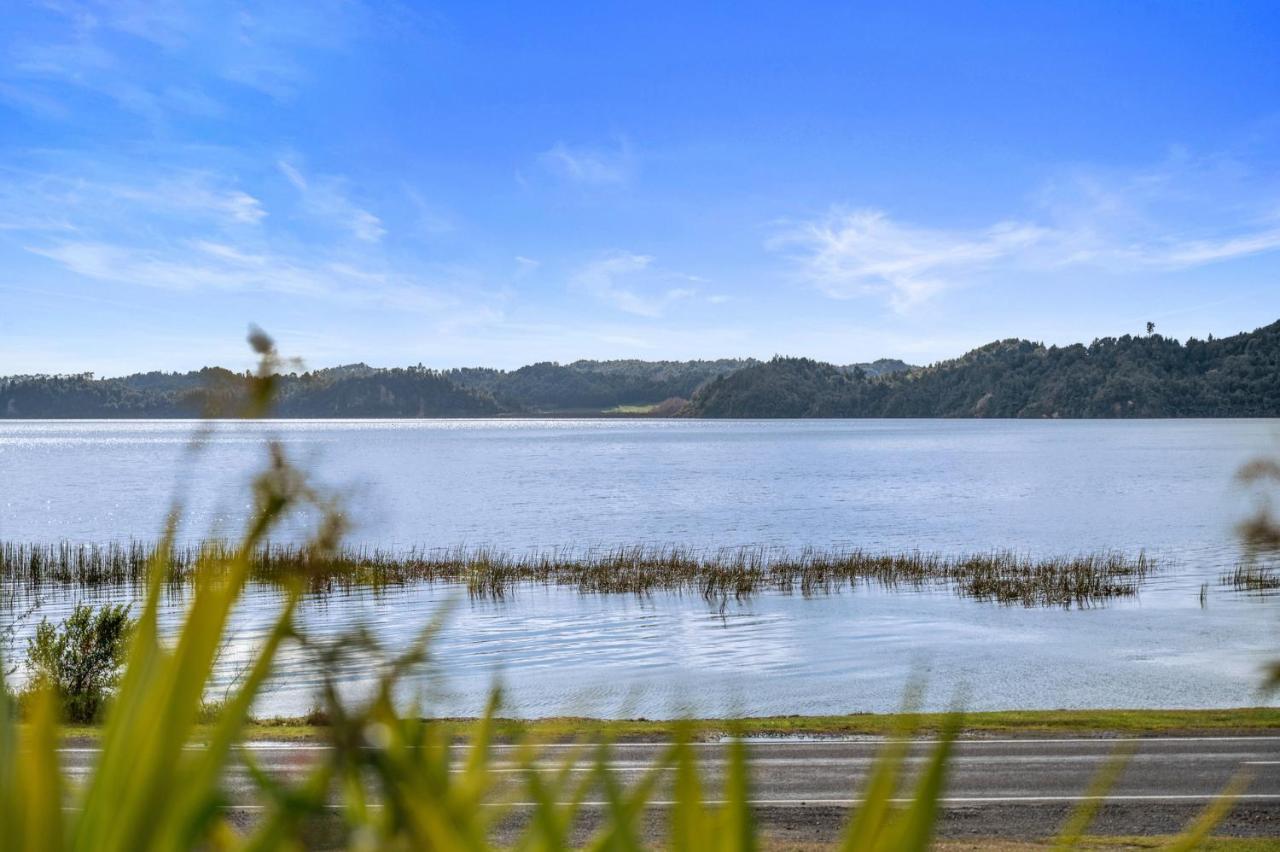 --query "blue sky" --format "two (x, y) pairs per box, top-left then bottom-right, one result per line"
(2, 1), (1279, 375)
